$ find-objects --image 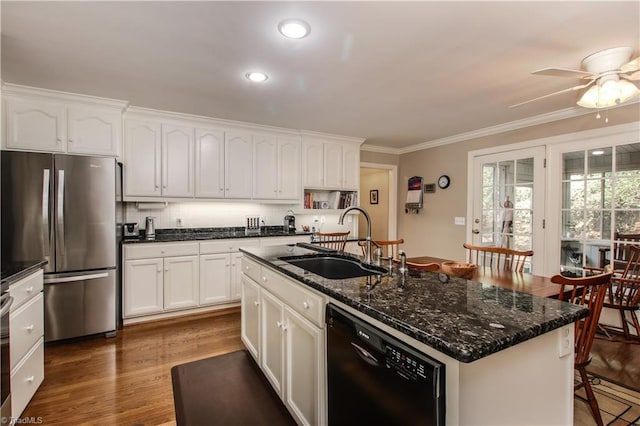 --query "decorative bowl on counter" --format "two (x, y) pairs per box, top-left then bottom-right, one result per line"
(440, 261), (477, 279)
